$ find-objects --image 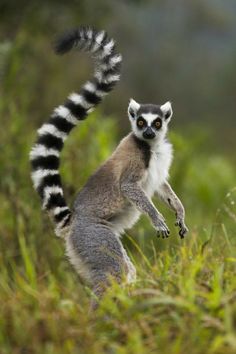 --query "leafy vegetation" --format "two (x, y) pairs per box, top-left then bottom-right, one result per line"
(0, 3), (236, 353)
